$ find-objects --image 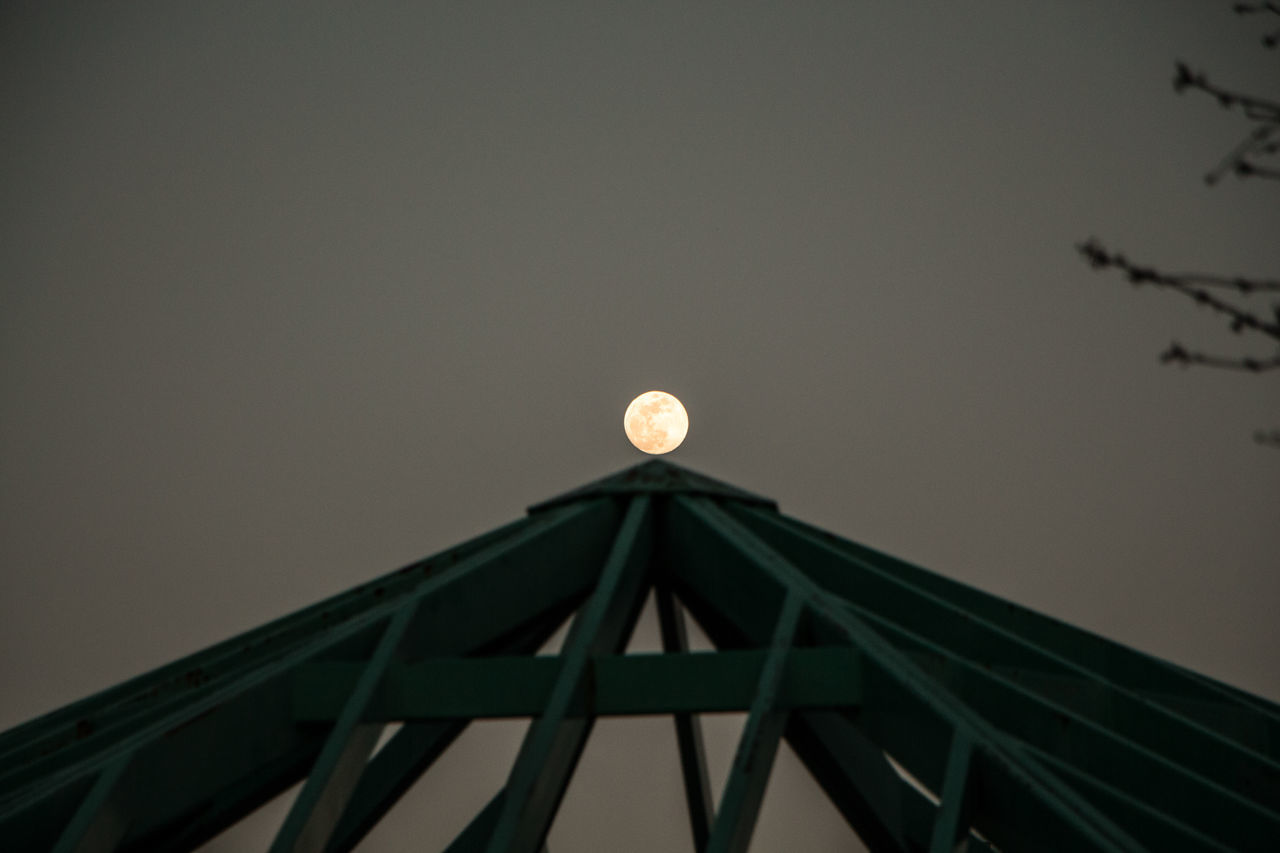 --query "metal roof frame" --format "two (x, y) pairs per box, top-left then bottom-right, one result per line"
(3, 460), (1276, 851)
